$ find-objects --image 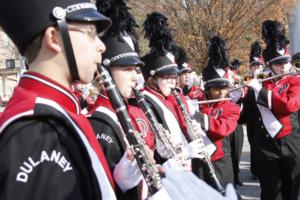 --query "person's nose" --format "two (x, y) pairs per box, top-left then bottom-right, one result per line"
(96, 37), (106, 54)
